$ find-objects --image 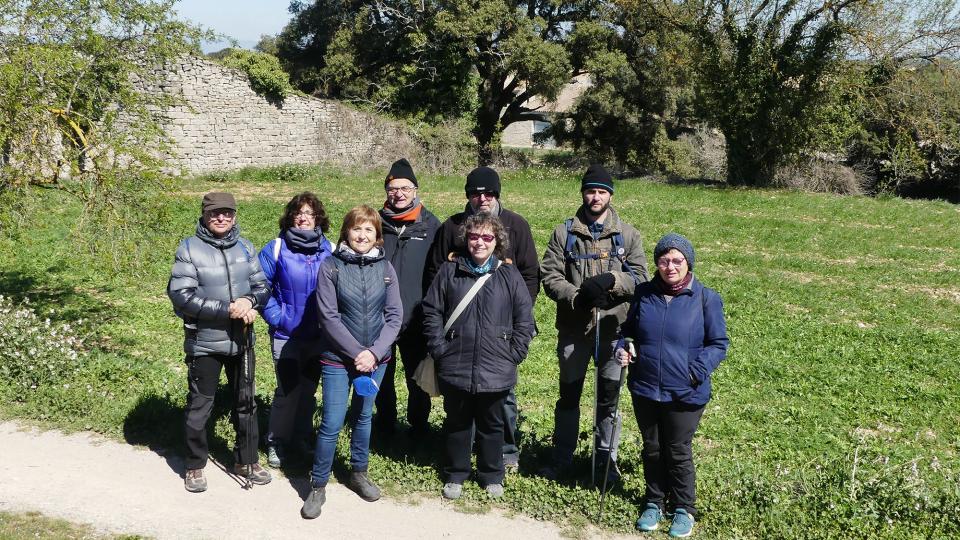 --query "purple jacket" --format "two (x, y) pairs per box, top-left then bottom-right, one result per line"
(258, 235), (332, 340)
